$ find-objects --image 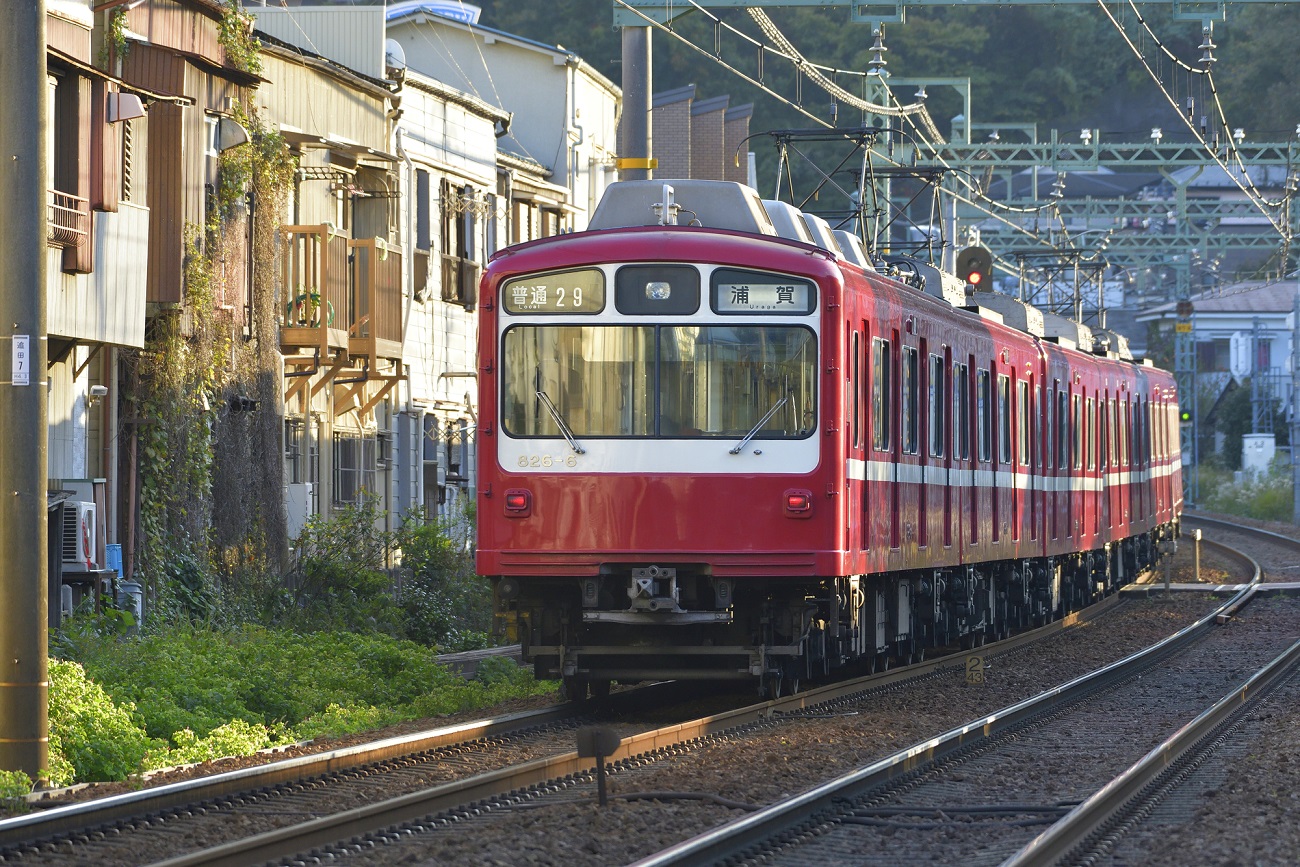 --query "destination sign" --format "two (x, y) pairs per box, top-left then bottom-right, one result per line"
(502, 269), (605, 314)
(713, 270), (814, 314)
